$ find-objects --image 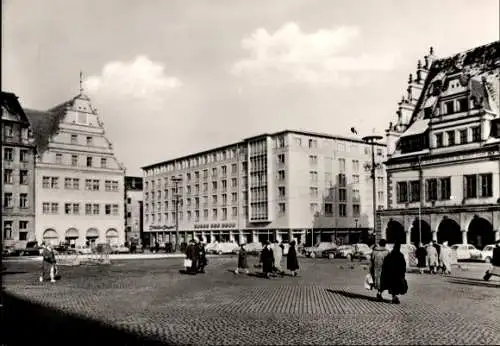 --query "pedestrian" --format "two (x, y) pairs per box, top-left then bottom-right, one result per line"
(197, 242), (207, 273)
(439, 241), (452, 275)
(381, 242), (408, 304)
(415, 242), (427, 274)
(235, 243), (249, 274)
(370, 239), (390, 300)
(426, 241), (439, 274)
(287, 240), (300, 276)
(155, 241), (160, 254)
(272, 240), (284, 275)
(185, 240), (199, 274)
(39, 243), (57, 283)
(484, 240), (500, 280)
(260, 241), (274, 279)
(434, 241), (442, 272)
